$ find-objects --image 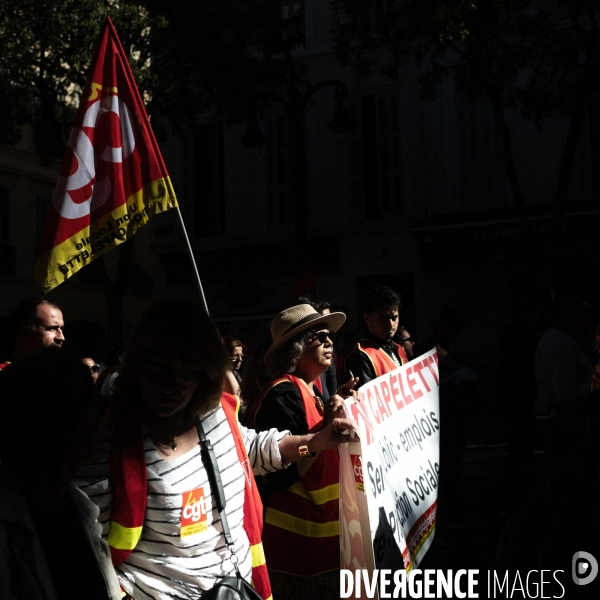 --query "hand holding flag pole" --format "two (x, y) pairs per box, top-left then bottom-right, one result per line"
(34, 17), (209, 315)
